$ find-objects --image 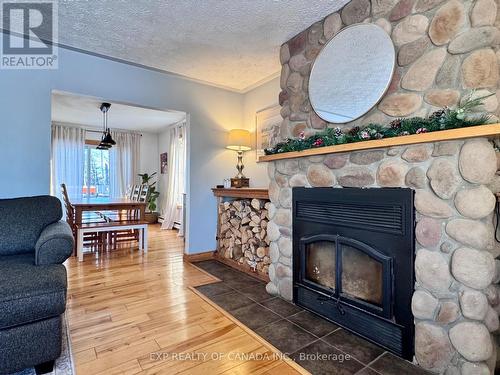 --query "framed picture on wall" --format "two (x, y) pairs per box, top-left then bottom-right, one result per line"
(160, 152), (168, 174)
(255, 104), (281, 161)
